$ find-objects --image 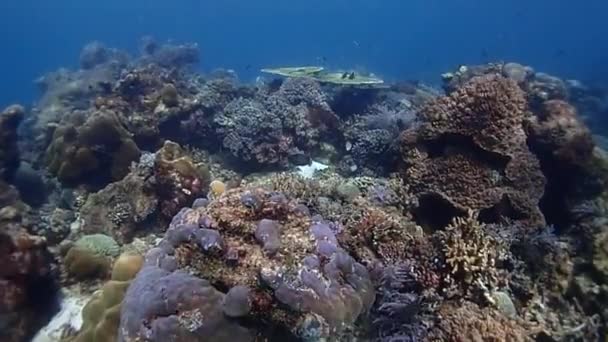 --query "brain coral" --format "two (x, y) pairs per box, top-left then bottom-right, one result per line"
(400, 74), (546, 228)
